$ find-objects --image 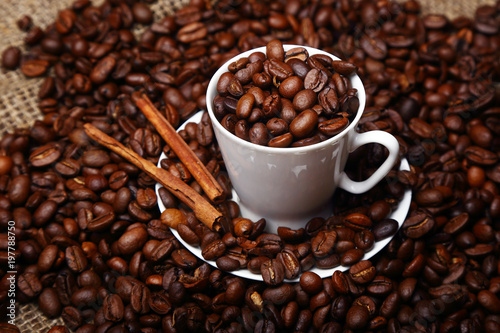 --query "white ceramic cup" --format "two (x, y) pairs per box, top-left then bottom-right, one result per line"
(206, 45), (399, 234)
